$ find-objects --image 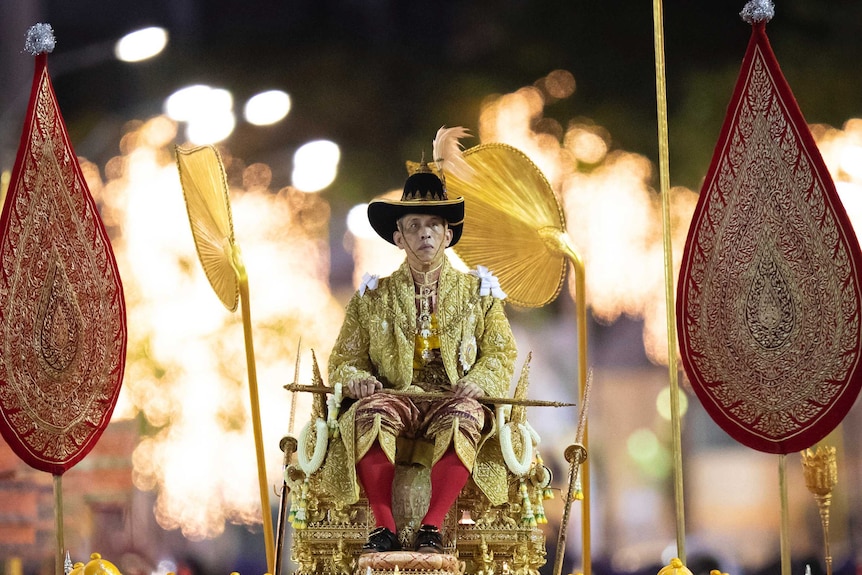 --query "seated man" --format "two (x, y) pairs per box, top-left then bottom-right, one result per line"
(328, 163), (517, 554)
